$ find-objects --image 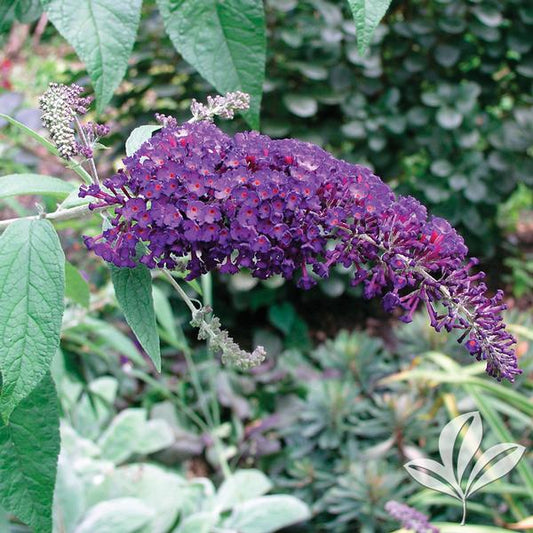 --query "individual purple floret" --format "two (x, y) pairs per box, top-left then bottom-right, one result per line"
(385, 500), (439, 533)
(80, 120), (520, 382)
